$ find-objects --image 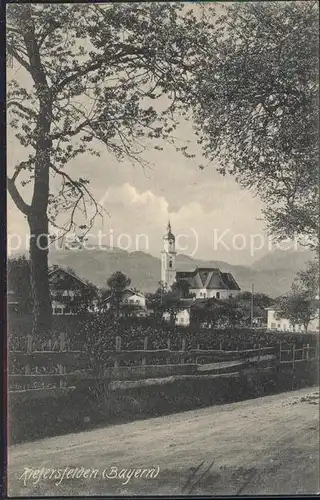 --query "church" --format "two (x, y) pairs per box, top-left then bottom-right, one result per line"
(161, 222), (241, 299)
